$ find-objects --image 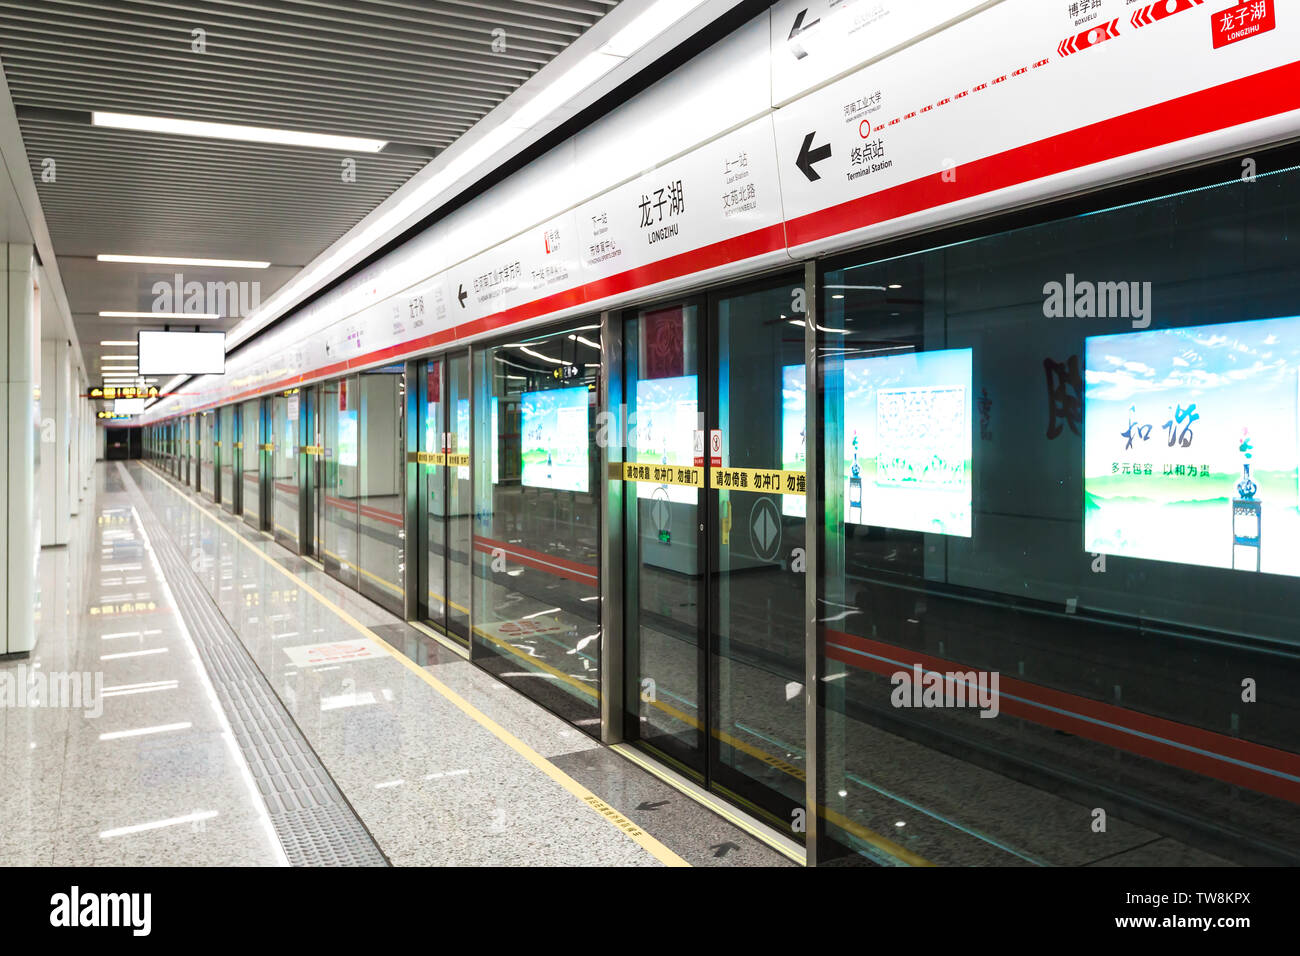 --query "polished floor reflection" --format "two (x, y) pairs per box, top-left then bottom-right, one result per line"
(0, 461), (794, 867)
(1, 465), (285, 866)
